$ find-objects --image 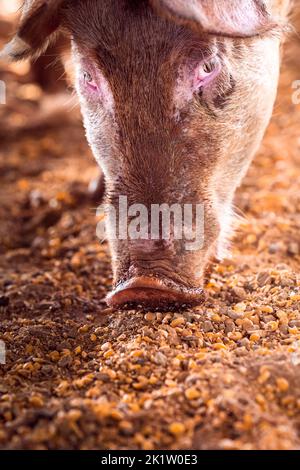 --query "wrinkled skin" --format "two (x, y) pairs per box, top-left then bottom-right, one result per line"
(3, 0), (290, 307)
